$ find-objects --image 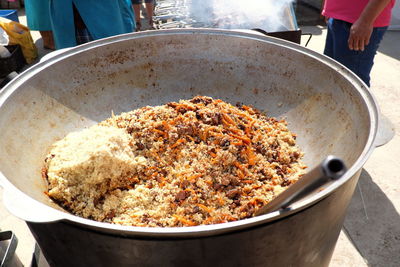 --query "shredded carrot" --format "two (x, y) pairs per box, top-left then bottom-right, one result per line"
(227, 127), (243, 135)
(151, 151), (162, 162)
(162, 120), (170, 130)
(210, 158), (219, 165)
(174, 103), (197, 111)
(252, 184), (262, 190)
(241, 180), (254, 184)
(248, 119), (256, 129)
(249, 198), (265, 206)
(152, 128), (167, 137)
(145, 166), (158, 172)
(228, 133), (251, 144)
(185, 188), (196, 194)
(241, 105), (255, 115)
(186, 135), (195, 142)
(208, 151), (217, 157)
(222, 113), (236, 125)
(173, 215), (197, 226)
(201, 128), (209, 142)
(236, 111), (254, 122)
(246, 146), (257, 166)
(221, 213), (237, 222)
(188, 173), (202, 182)
(218, 196), (225, 206)
(185, 188), (198, 201)
(170, 138), (186, 149)
(197, 203), (214, 213)
(203, 216), (214, 224)
(234, 161), (245, 171)
(205, 179), (213, 185)
(150, 172), (159, 178)
(237, 168), (245, 179)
